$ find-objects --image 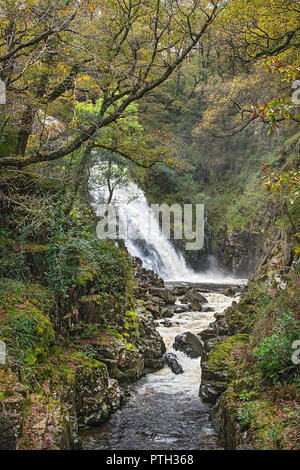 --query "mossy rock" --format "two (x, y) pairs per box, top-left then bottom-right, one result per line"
(18, 393), (79, 450)
(0, 279), (55, 368)
(206, 334), (249, 377)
